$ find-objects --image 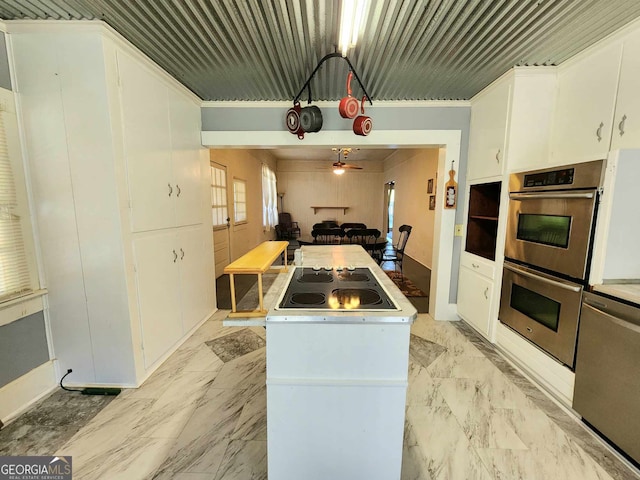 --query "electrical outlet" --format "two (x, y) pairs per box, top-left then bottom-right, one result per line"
(454, 224), (463, 237)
